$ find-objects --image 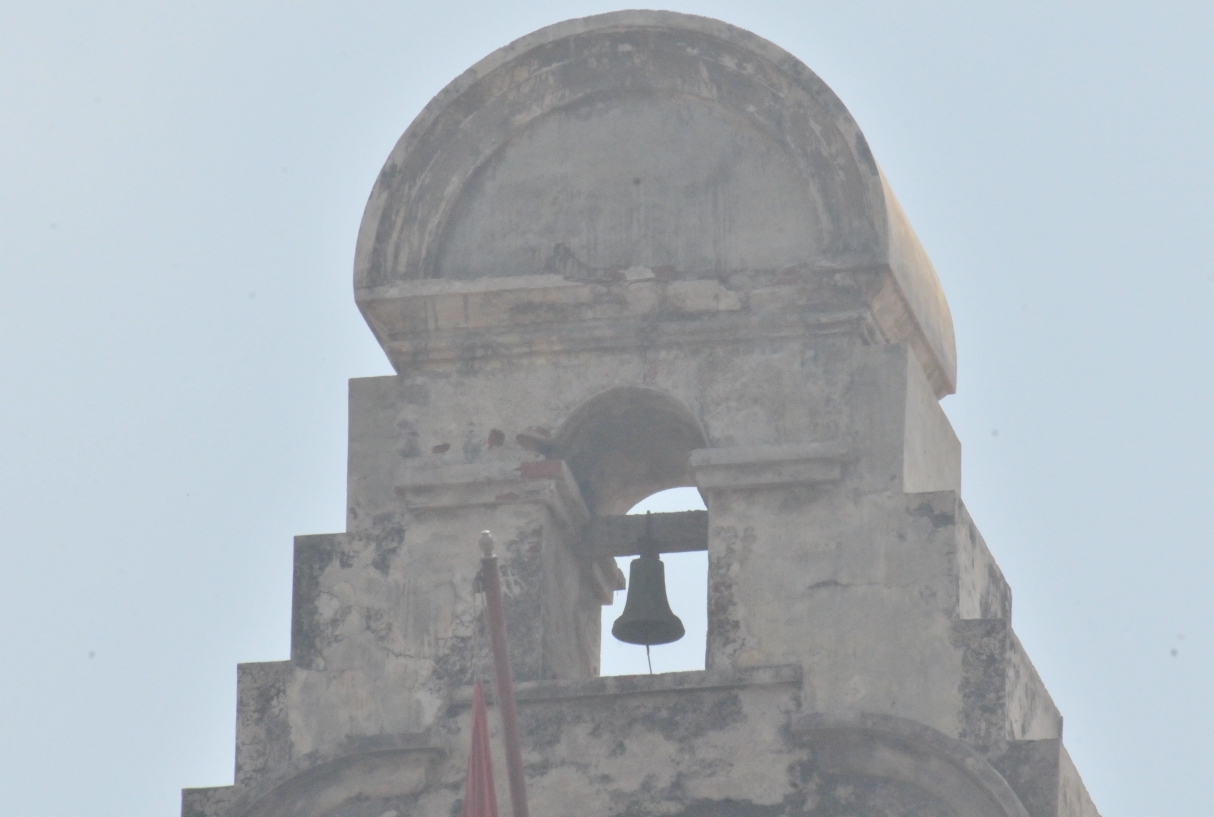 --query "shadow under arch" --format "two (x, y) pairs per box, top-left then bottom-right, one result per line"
(552, 386), (707, 516)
